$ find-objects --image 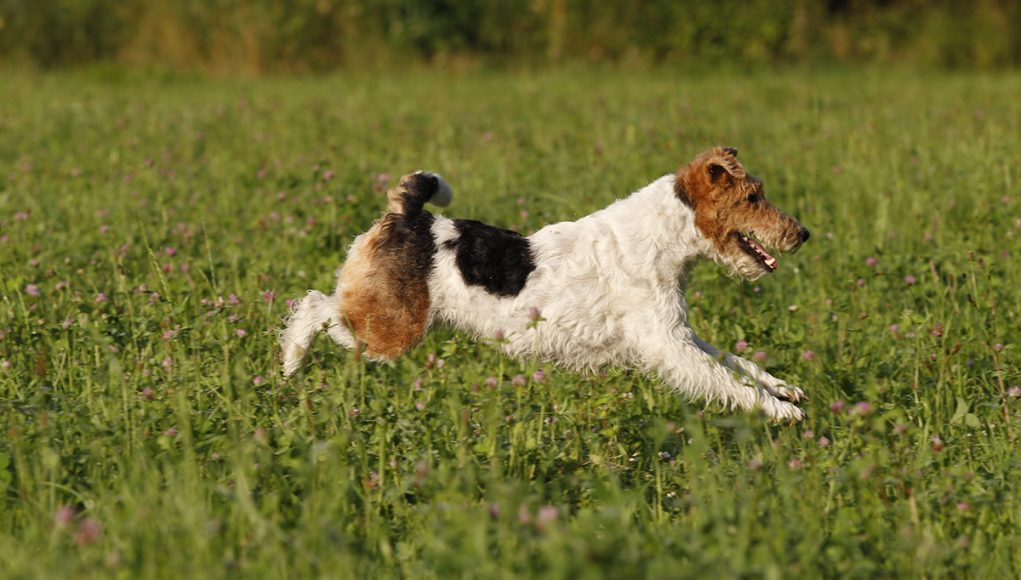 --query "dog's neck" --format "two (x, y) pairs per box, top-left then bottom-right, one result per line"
(621, 174), (710, 283)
